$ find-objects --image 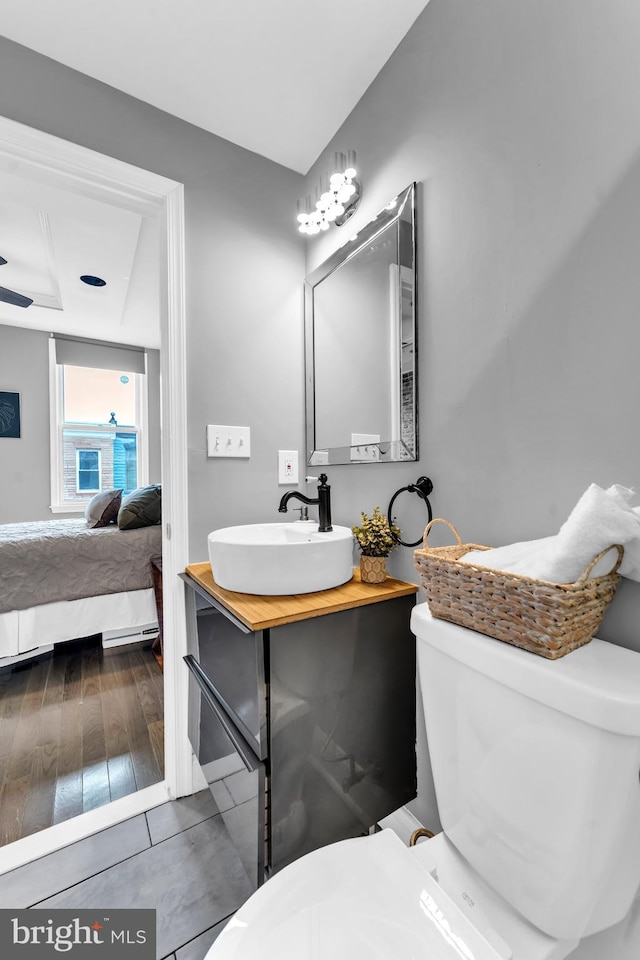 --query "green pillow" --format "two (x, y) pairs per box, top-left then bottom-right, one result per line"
(118, 484), (162, 530)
